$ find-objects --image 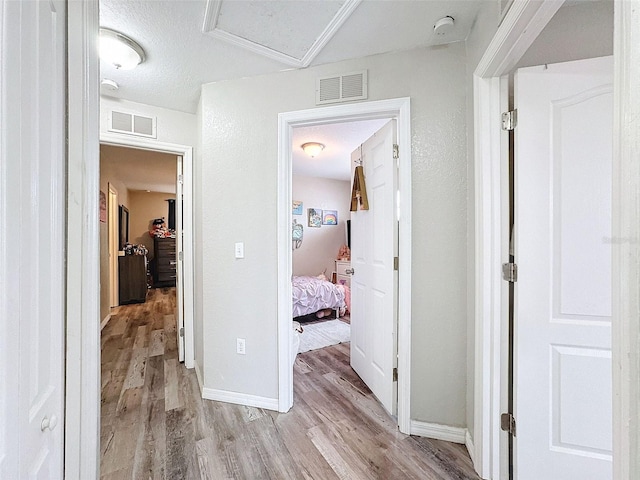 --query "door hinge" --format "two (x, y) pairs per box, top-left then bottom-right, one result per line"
(178, 174), (184, 185)
(501, 413), (516, 436)
(393, 144), (399, 159)
(502, 262), (518, 282)
(394, 256), (399, 271)
(393, 367), (398, 382)
(179, 327), (184, 337)
(179, 251), (183, 261)
(502, 110), (517, 131)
